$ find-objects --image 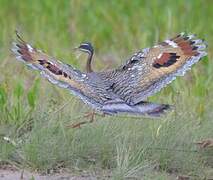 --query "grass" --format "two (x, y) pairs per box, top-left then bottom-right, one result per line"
(0, 0), (213, 179)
